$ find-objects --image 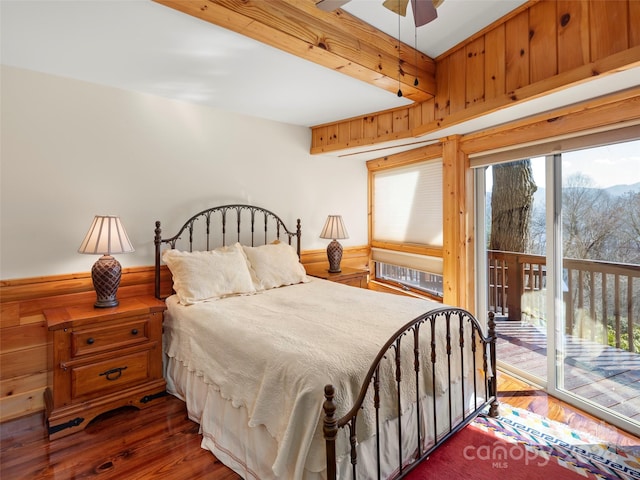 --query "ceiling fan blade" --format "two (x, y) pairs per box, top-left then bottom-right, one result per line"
(382, 0), (410, 17)
(411, 0), (438, 26)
